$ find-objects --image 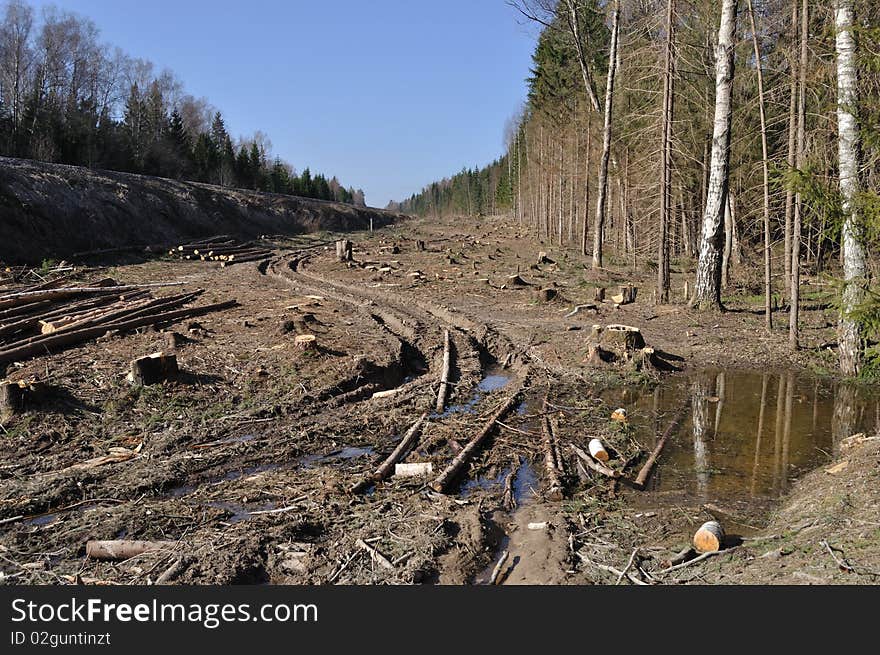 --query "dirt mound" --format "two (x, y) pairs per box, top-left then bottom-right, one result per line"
(0, 156), (409, 264)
